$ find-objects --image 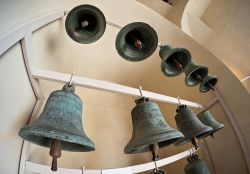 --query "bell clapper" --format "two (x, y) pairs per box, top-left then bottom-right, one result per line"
(149, 143), (160, 161)
(194, 73), (215, 91)
(173, 58), (183, 71)
(49, 139), (62, 171)
(81, 21), (89, 28)
(191, 137), (199, 150)
(134, 38), (143, 50)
